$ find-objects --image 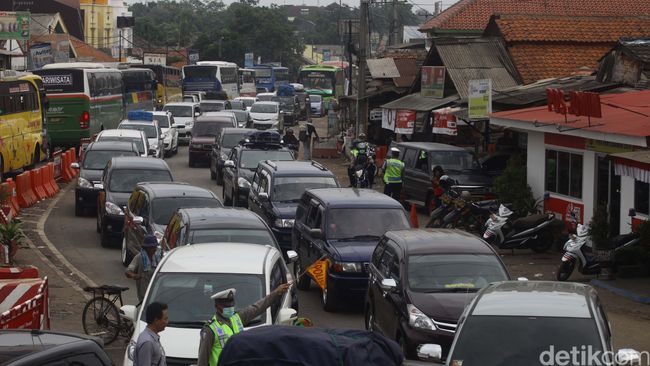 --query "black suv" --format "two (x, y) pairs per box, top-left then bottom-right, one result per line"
(72, 141), (139, 216)
(0, 329), (112, 365)
(364, 229), (510, 359)
(210, 127), (255, 184)
(122, 182), (222, 266)
(292, 188), (410, 311)
(394, 142), (493, 209)
(222, 131), (295, 207)
(96, 157), (174, 247)
(248, 160), (339, 254)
